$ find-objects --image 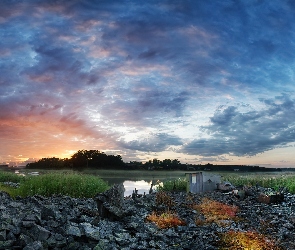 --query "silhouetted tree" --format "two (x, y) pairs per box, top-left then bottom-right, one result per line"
(70, 150), (124, 169)
(26, 157), (69, 169)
